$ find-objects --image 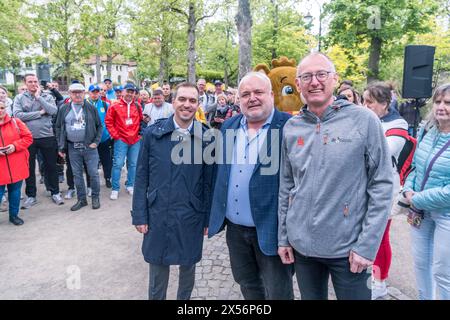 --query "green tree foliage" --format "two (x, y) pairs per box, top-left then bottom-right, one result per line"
(324, 0), (438, 83)
(32, 0), (93, 83)
(196, 8), (239, 86)
(0, 0), (33, 85)
(252, 0), (311, 67)
(128, 0), (186, 84)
